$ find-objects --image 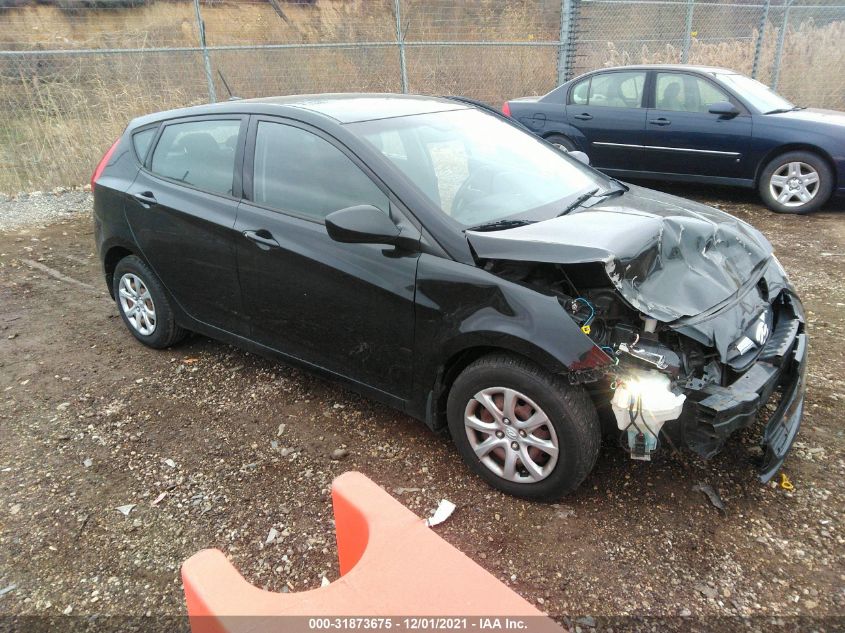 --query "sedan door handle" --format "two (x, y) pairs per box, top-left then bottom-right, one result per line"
(573, 113), (593, 121)
(648, 118), (671, 126)
(132, 191), (158, 207)
(243, 229), (280, 249)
